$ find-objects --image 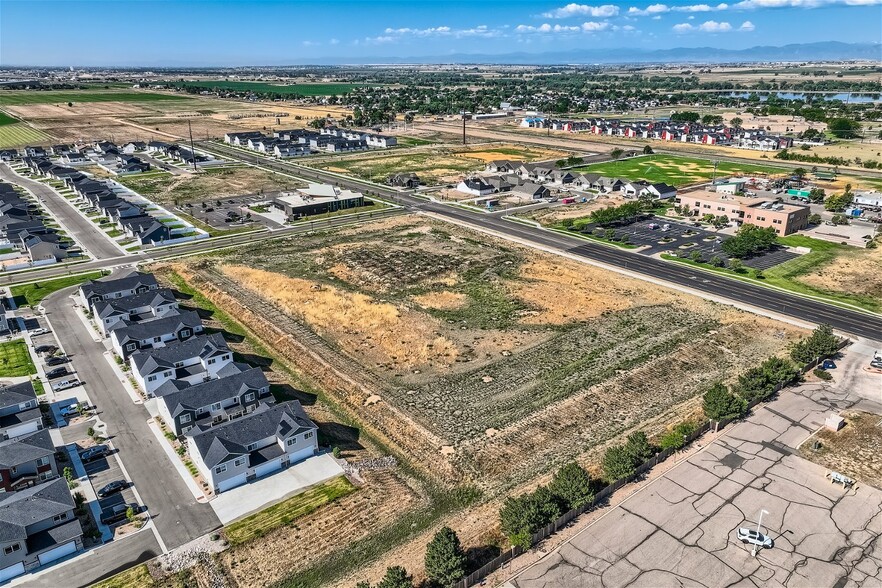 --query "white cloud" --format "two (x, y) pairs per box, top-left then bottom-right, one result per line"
(329, 38), (340, 45)
(515, 20), (610, 33)
(622, 24), (637, 30)
(635, 0), (878, 15)
(628, 3), (671, 15)
(688, 14), (696, 18)
(541, 3), (620, 17)
(629, 2), (731, 14)
(672, 22), (695, 31)
(653, 14), (663, 18)
(739, 19), (757, 29)
(379, 25), (500, 38)
(673, 19), (737, 31)
(301, 40), (319, 47)
(364, 35), (395, 44)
